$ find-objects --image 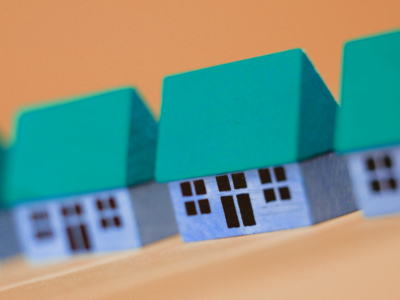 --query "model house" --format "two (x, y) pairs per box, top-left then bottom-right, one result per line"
(0, 138), (20, 261)
(4, 87), (177, 262)
(156, 49), (357, 242)
(334, 30), (400, 217)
